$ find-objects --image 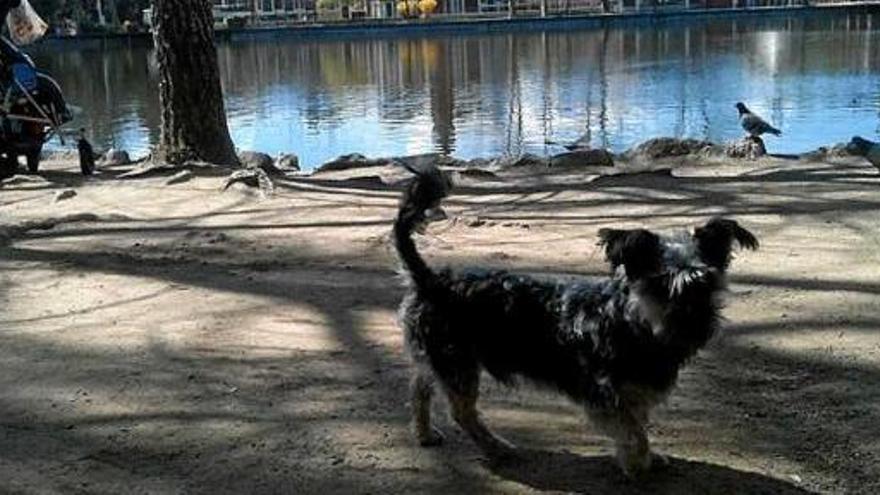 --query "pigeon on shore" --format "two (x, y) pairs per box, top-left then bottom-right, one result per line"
(736, 102), (782, 138)
(845, 136), (880, 171)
